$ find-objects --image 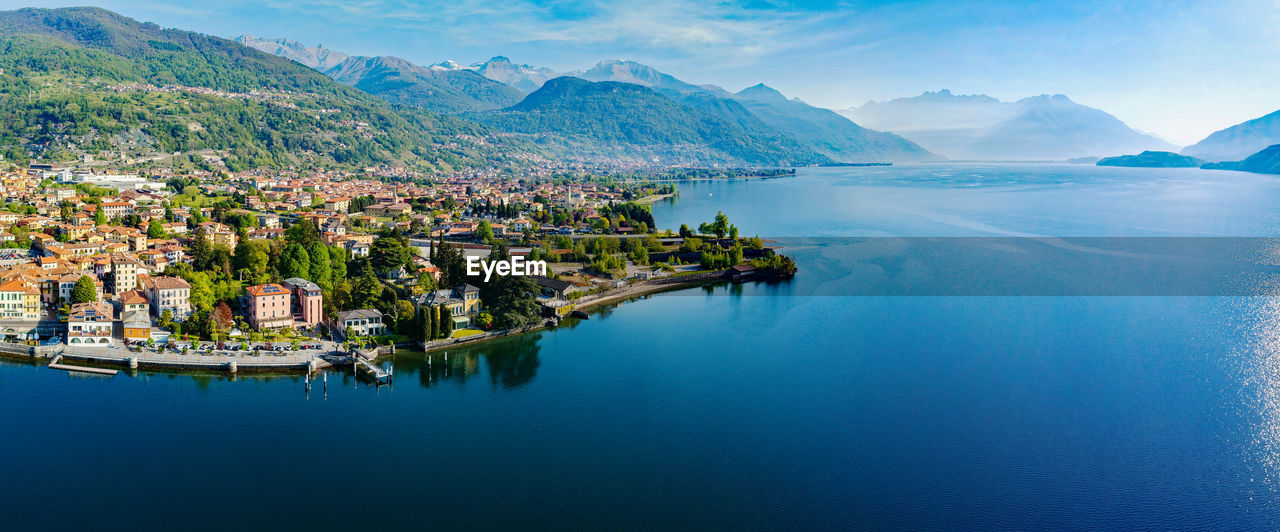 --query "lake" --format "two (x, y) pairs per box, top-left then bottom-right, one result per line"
(3, 164), (1279, 529)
